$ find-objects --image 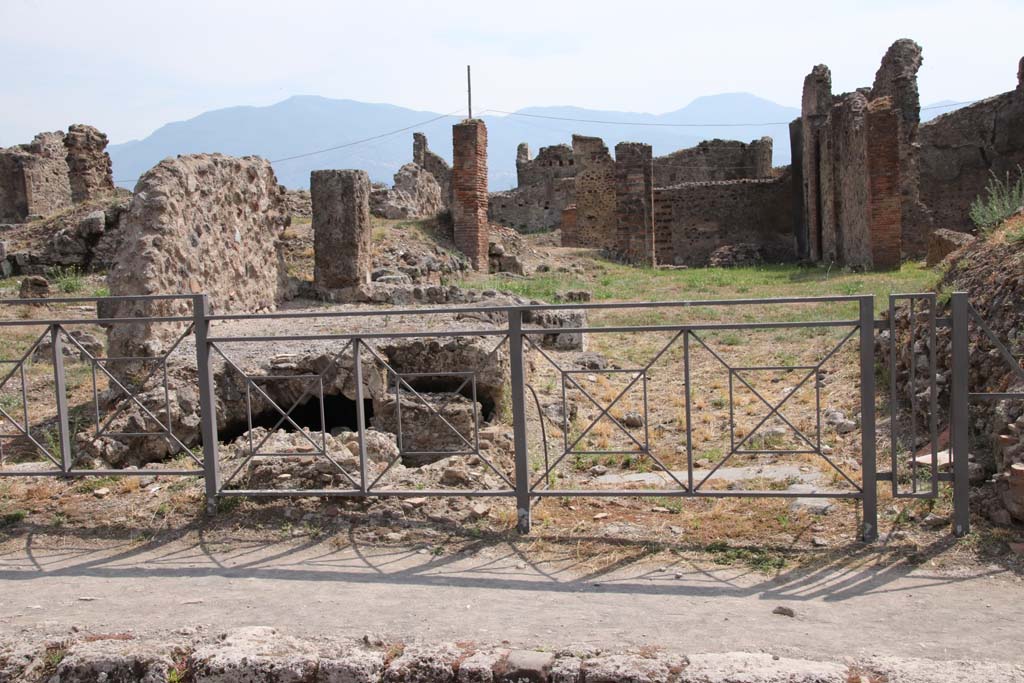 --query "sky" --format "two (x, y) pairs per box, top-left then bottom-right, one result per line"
(2, 0), (1022, 147)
